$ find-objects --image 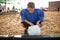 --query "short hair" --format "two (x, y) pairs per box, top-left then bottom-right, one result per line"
(27, 2), (35, 8)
